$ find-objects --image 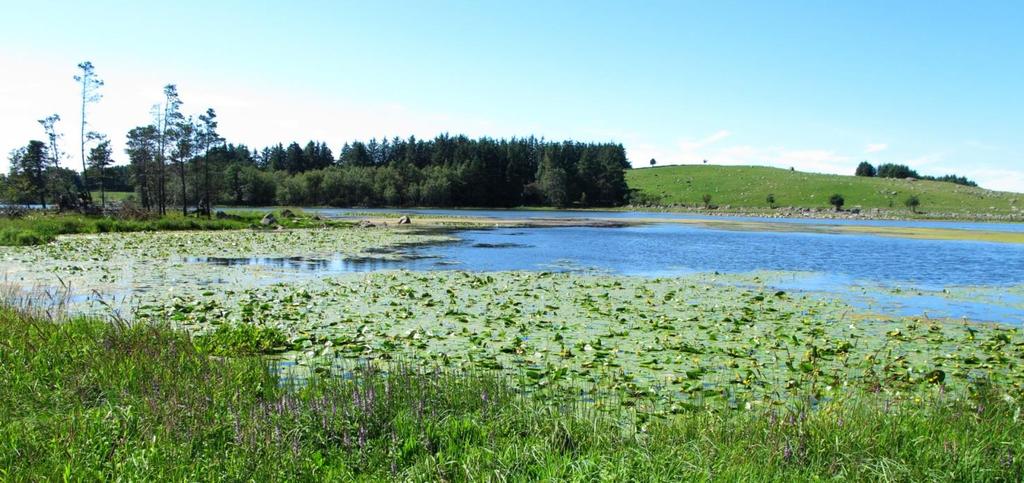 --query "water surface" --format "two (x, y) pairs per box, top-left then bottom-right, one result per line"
(304, 207), (1024, 232)
(191, 221), (1024, 323)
